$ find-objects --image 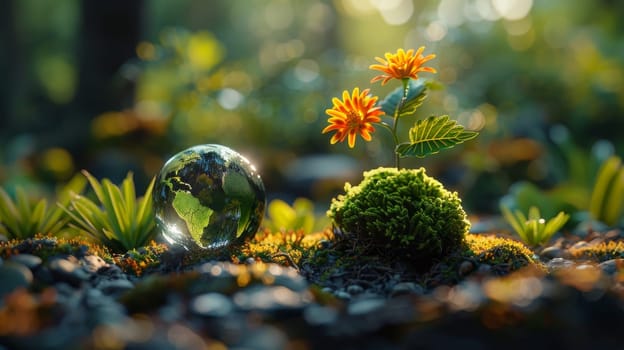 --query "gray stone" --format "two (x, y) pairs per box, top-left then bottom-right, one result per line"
(347, 298), (386, 316)
(0, 262), (33, 298)
(96, 279), (135, 295)
(540, 246), (564, 259)
(571, 241), (590, 250)
(346, 284), (364, 295)
(390, 282), (423, 297)
(477, 264), (492, 274)
(303, 305), (338, 326)
(10, 254), (42, 270)
(80, 255), (109, 273)
(599, 259), (620, 275)
(334, 290), (351, 300)
(191, 292), (234, 317)
(546, 257), (575, 271)
(458, 260), (475, 276)
(233, 285), (309, 312)
(48, 257), (90, 287)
